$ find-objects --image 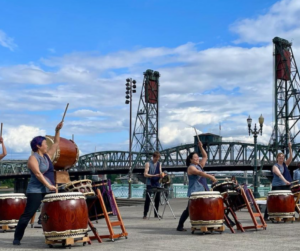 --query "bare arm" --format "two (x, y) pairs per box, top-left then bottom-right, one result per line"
(0, 137), (7, 160)
(47, 122), (63, 160)
(272, 165), (290, 185)
(198, 141), (207, 168)
(144, 162), (160, 178)
(188, 165), (217, 183)
(285, 142), (293, 166)
(27, 156), (57, 191)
